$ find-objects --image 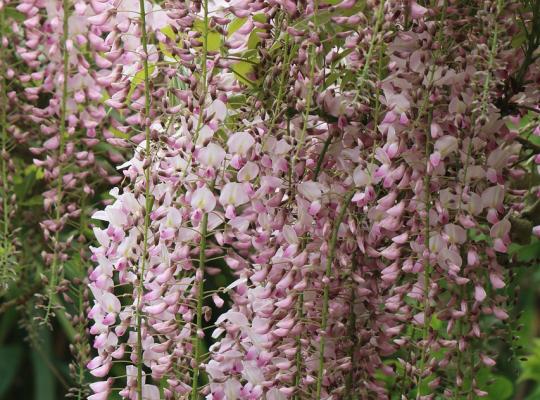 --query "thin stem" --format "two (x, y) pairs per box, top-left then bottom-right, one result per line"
(267, 21), (291, 134)
(415, 109), (433, 400)
(459, 0), (503, 213)
(291, 4), (321, 390)
(293, 288), (305, 400)
(344, 262), (357, 399)
(191, 211), (208, 400)
(0, 2), (10, 289)
(191, 2), (210, 397)
(135, 0), (152, 395)
(453, 287), (465, 400)
(44, 0), (70, 323)
(401, 3), (448, 391)
(352, 0), (386, 104)
(313, 135), (332, 181)
(315, 190), (354, 399)
(292, 44), (316, 166)
(182, 0), (209, 179)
